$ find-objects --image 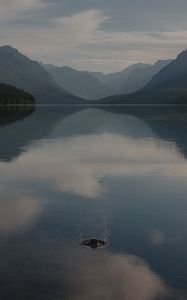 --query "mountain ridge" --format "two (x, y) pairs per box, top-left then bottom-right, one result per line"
(89, 63), (150, 93)
(43, 64), (113, 100)
(94, 49), (187, 105)
(145, 50), (187, 90)
(0, 46), (87, 104)
(119, 59), (172, 94)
